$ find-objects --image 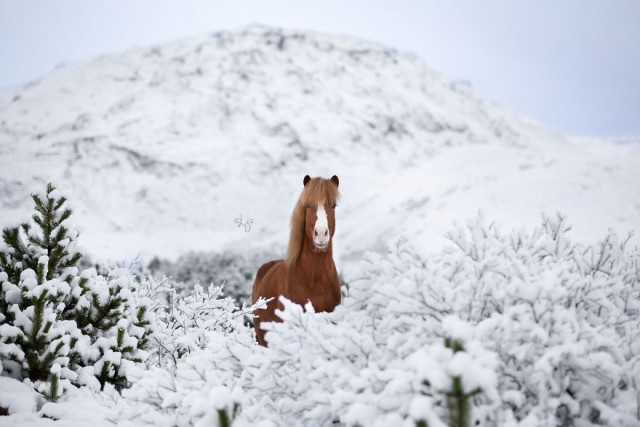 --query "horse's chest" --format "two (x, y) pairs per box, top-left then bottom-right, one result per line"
(288, 278), (340, 313)
(306, 293), (339, 312)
